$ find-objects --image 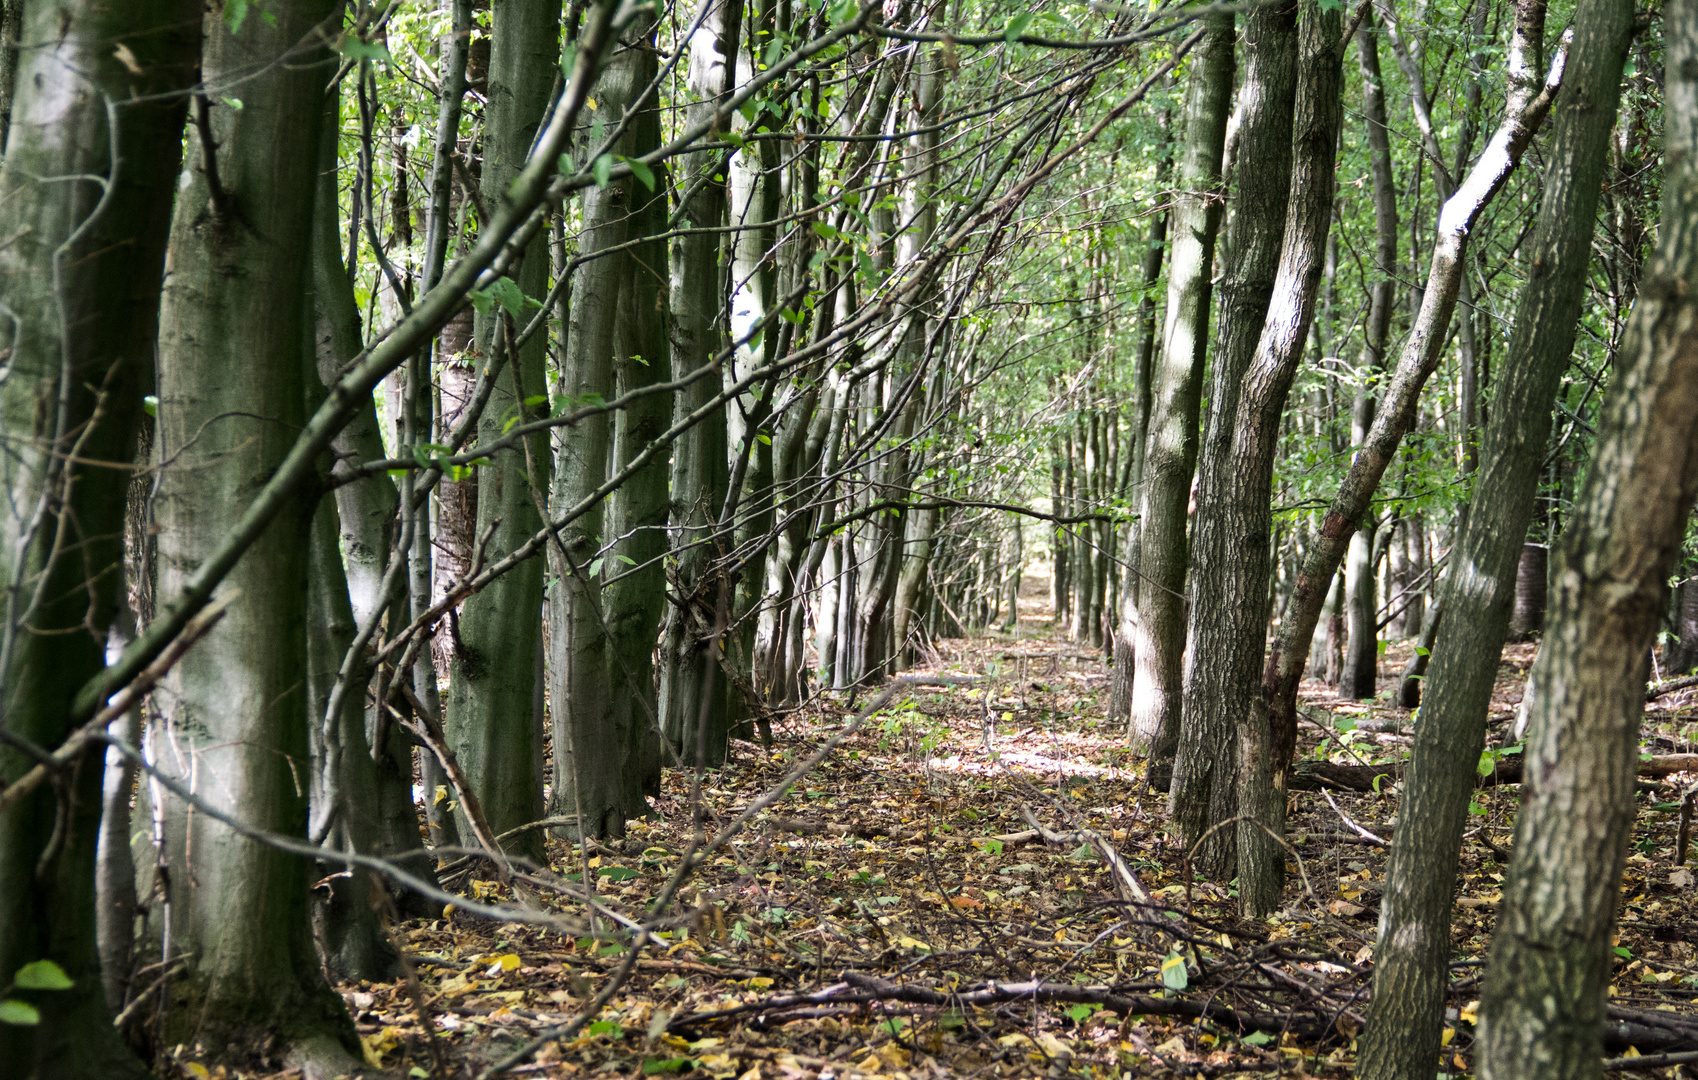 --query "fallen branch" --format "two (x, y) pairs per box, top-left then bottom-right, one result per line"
(666, 974), (1336, 1042)
(1647, 674), (1698, 701)
(1288, 754), (1698, 793)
